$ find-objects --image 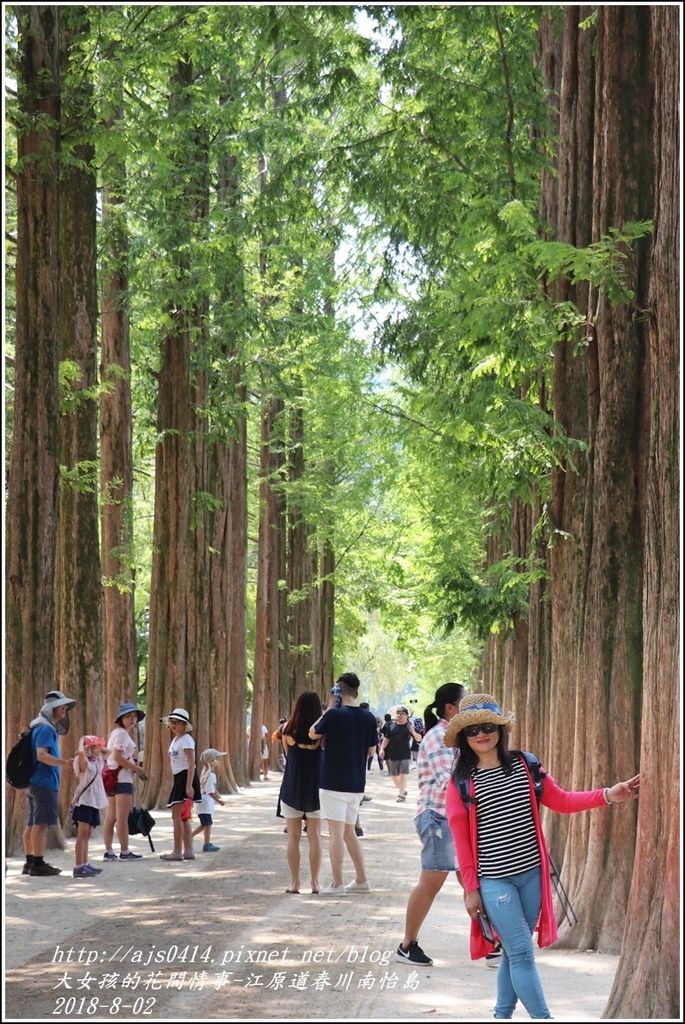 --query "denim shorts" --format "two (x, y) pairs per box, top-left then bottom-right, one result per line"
(414, 809), (458, 872)
(27, 785), (59, 827)
(198, 813), (213, 826)
(113, 782), (133, 796)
